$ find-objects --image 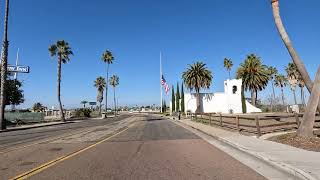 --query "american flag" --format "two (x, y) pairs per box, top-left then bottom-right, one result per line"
(161, 75), (170, 94)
